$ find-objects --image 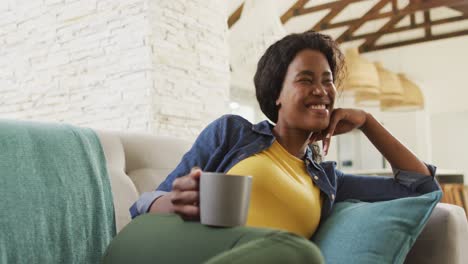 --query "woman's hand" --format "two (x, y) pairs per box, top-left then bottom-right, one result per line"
(309, 108), (368, 155)
(149, 167), (201, 220)
(170, 167), (202, 220)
